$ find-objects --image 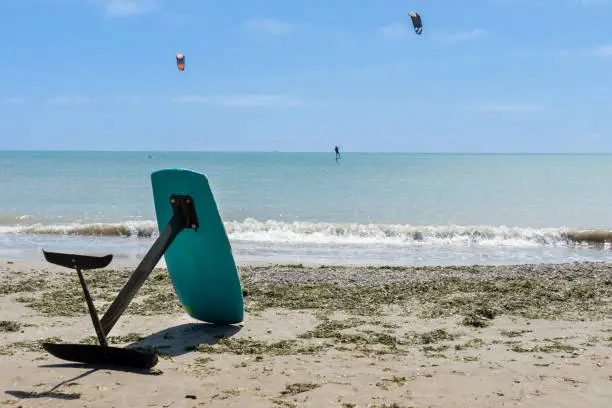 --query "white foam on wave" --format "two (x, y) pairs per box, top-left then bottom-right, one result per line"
(225, 218), (572, 247)
(0, 217), (581, 248)
(0, 220), (159, 237)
